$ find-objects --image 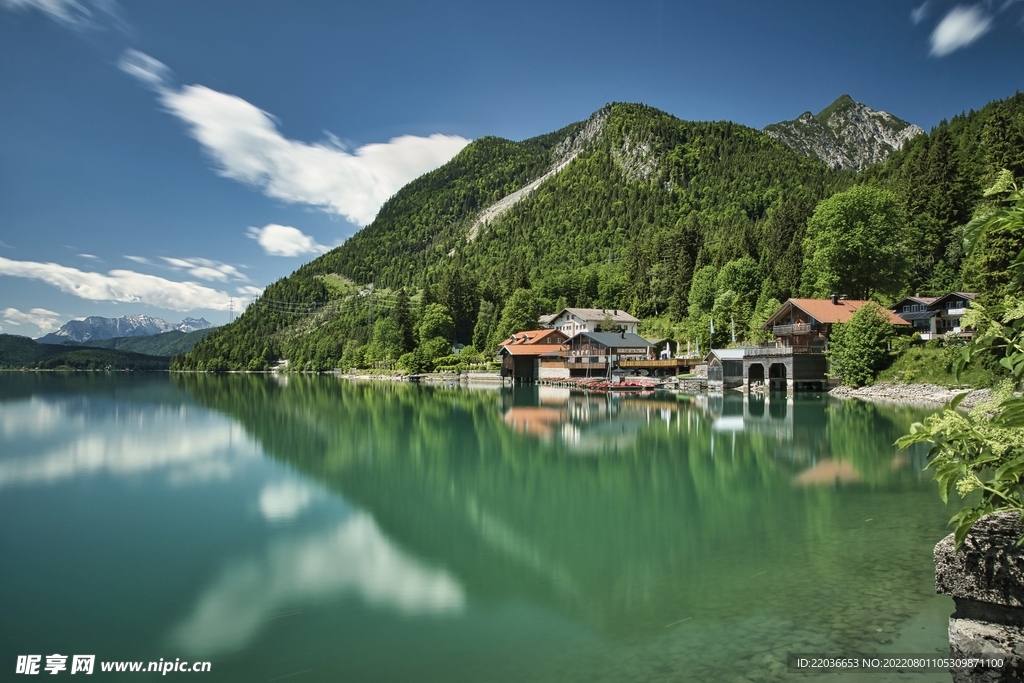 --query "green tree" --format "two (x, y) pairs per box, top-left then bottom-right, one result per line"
(418, 303), (455, 345)
(366, 317), (405, 363)
(493, 288), (539, 343)
(389, 288), (415, 353)
(825, 302), (895, 387)
(687, 266), (717, 317)
(801, 185), (907, 300)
